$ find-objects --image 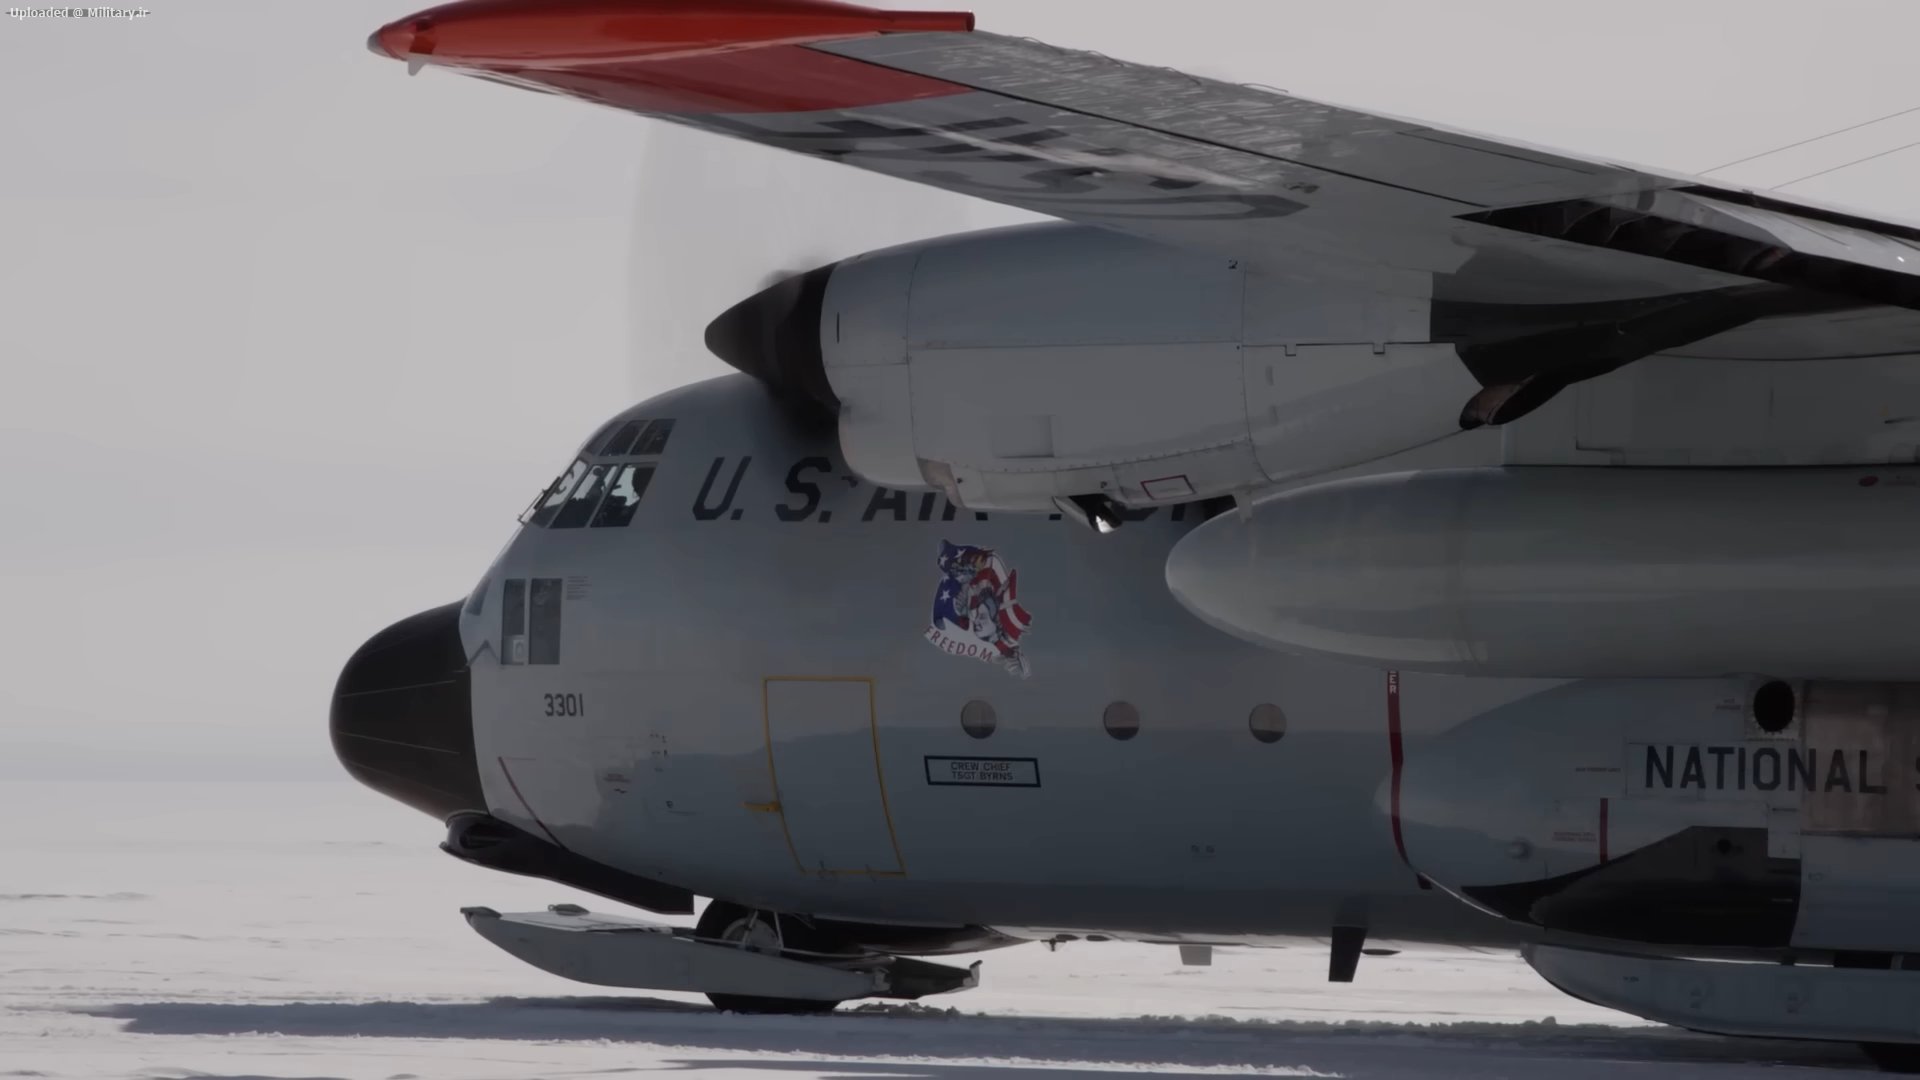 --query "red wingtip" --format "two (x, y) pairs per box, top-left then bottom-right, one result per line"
(367, 19), (428, 59)
(366, 0), (972, 68)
